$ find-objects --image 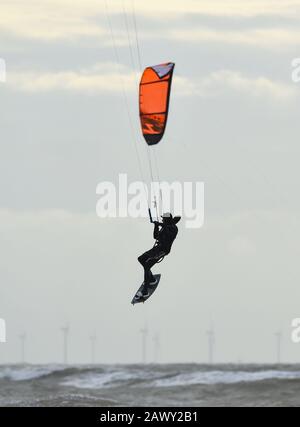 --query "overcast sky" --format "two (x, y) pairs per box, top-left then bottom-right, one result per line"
(0, 0), (300, 364)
